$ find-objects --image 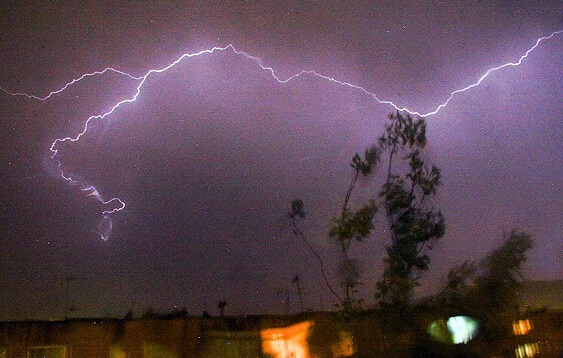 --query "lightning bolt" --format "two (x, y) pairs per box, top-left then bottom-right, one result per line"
(1, 30), (561, 240)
